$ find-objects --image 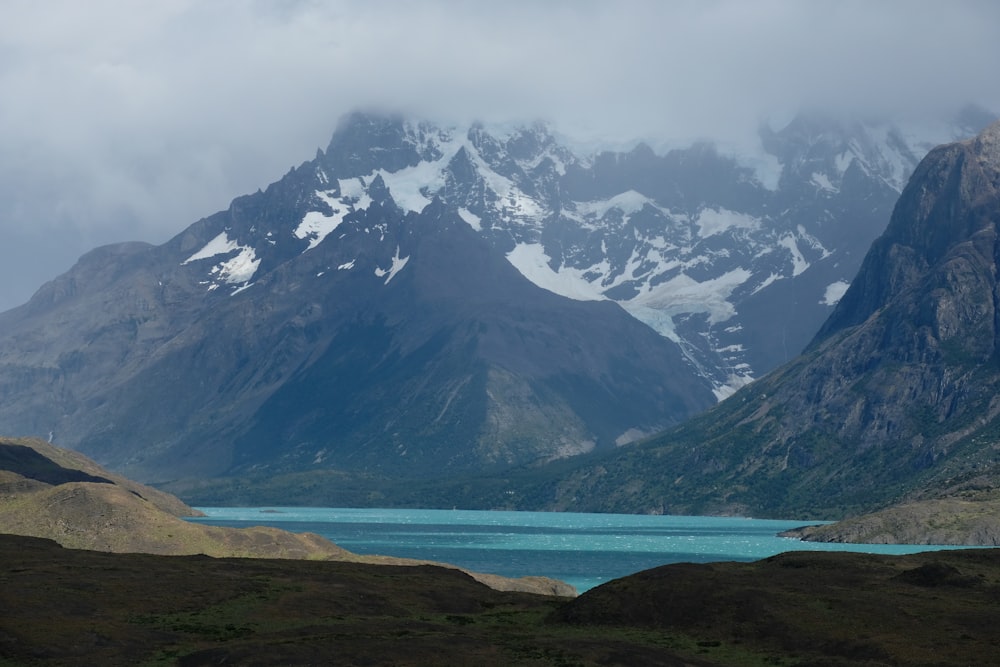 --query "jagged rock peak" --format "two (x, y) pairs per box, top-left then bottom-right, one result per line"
(814, 116), (1000, 340)
(969, 119), (1000, 170)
